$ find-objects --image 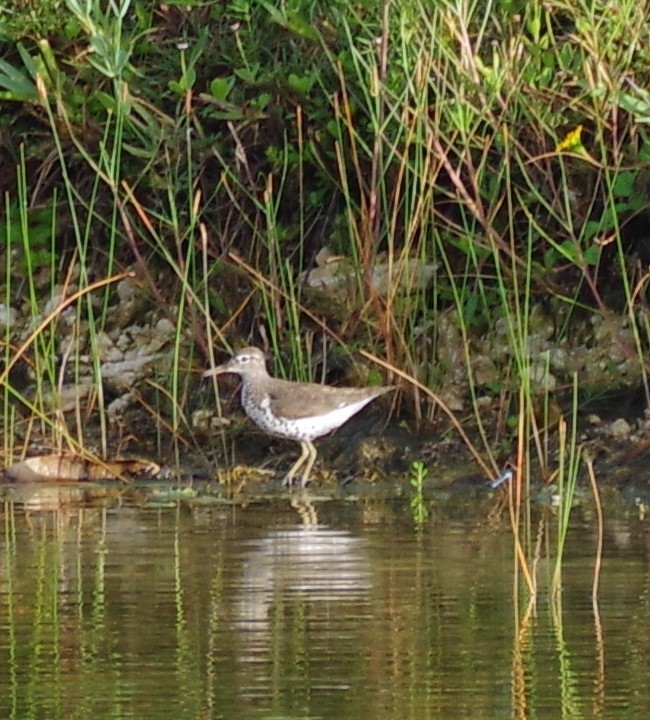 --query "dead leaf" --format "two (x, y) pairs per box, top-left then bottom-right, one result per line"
(2, 454), (160, 483)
